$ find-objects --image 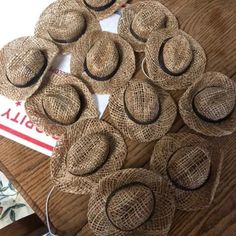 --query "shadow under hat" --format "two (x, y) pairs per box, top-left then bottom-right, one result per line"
(179, 72), (236, 136)
(118, 1), (179, 52)
(80, 0), (128, 20)
(145, 29), (206, 90)
(150, 133), (223, 211)
(88, 168), (176, 236)
(51, 119), (127, 195)
(0, 36), (59, 101)
(71, 31), (135, 94)
(35, 0), (101, 54)
(108, 79), (177, 142)
(25, 72), (98, 136)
